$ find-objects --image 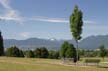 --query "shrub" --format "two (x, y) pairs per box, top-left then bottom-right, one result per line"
(25, 50), (34, 58)
(34, 47), (49, 58)
(85, 59), (100, 64)
(48, 50), (59, 59)
(6, 46), (24, 57)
